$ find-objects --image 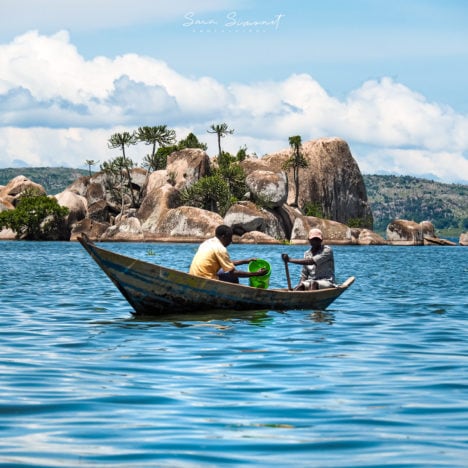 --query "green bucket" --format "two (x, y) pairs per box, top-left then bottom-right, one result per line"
(248, 259), (271, 289)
